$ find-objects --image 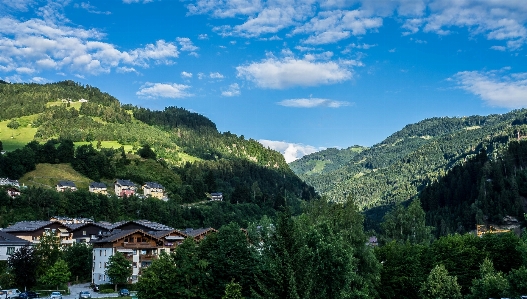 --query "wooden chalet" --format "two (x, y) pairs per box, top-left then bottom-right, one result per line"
(2, 221), (74, 246)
